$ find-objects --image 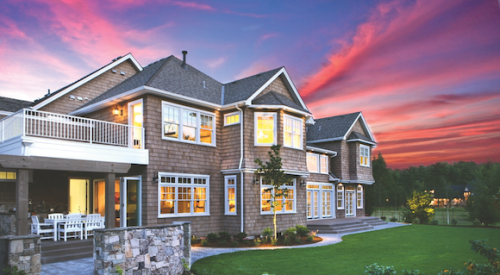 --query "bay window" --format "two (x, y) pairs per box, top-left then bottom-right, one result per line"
(255, 112), (276, 145)
(284, 115), (302, 149)
(260, 177), (296, 214)
(307, 153), (328, 174)
(158, 173), (209, 217)
(360, 144), (370, 167)
(224, 176), (237, 215)
(162, 102), (215, 146)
